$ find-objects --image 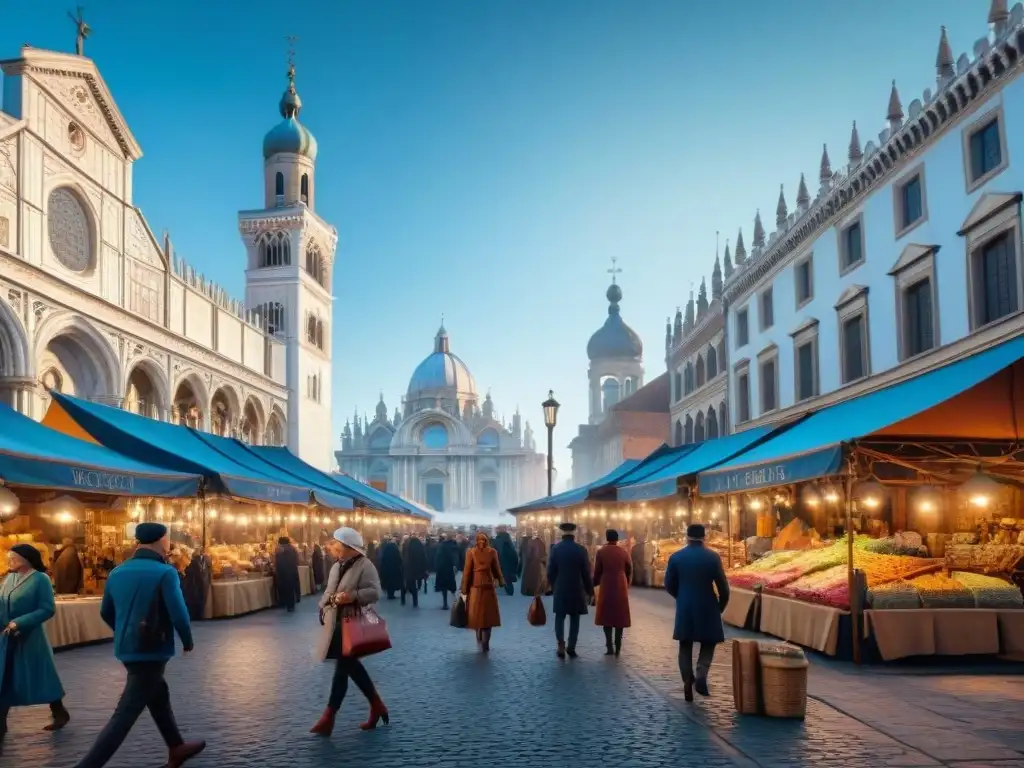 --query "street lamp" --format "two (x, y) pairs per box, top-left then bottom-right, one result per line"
(542, 390), (560, 498)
